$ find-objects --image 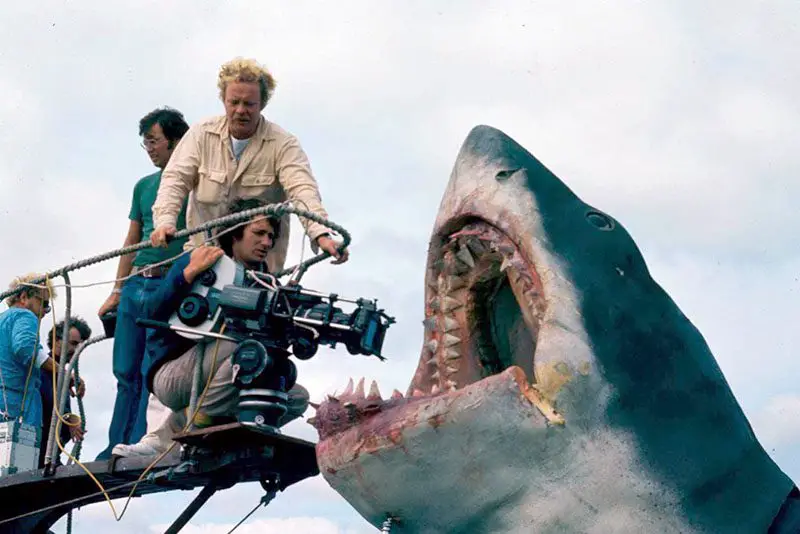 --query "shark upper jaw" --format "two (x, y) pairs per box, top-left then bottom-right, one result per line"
(310, 125), (589, 524)
(310, 213), (560, 440)
(312, 124), (594, 443)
